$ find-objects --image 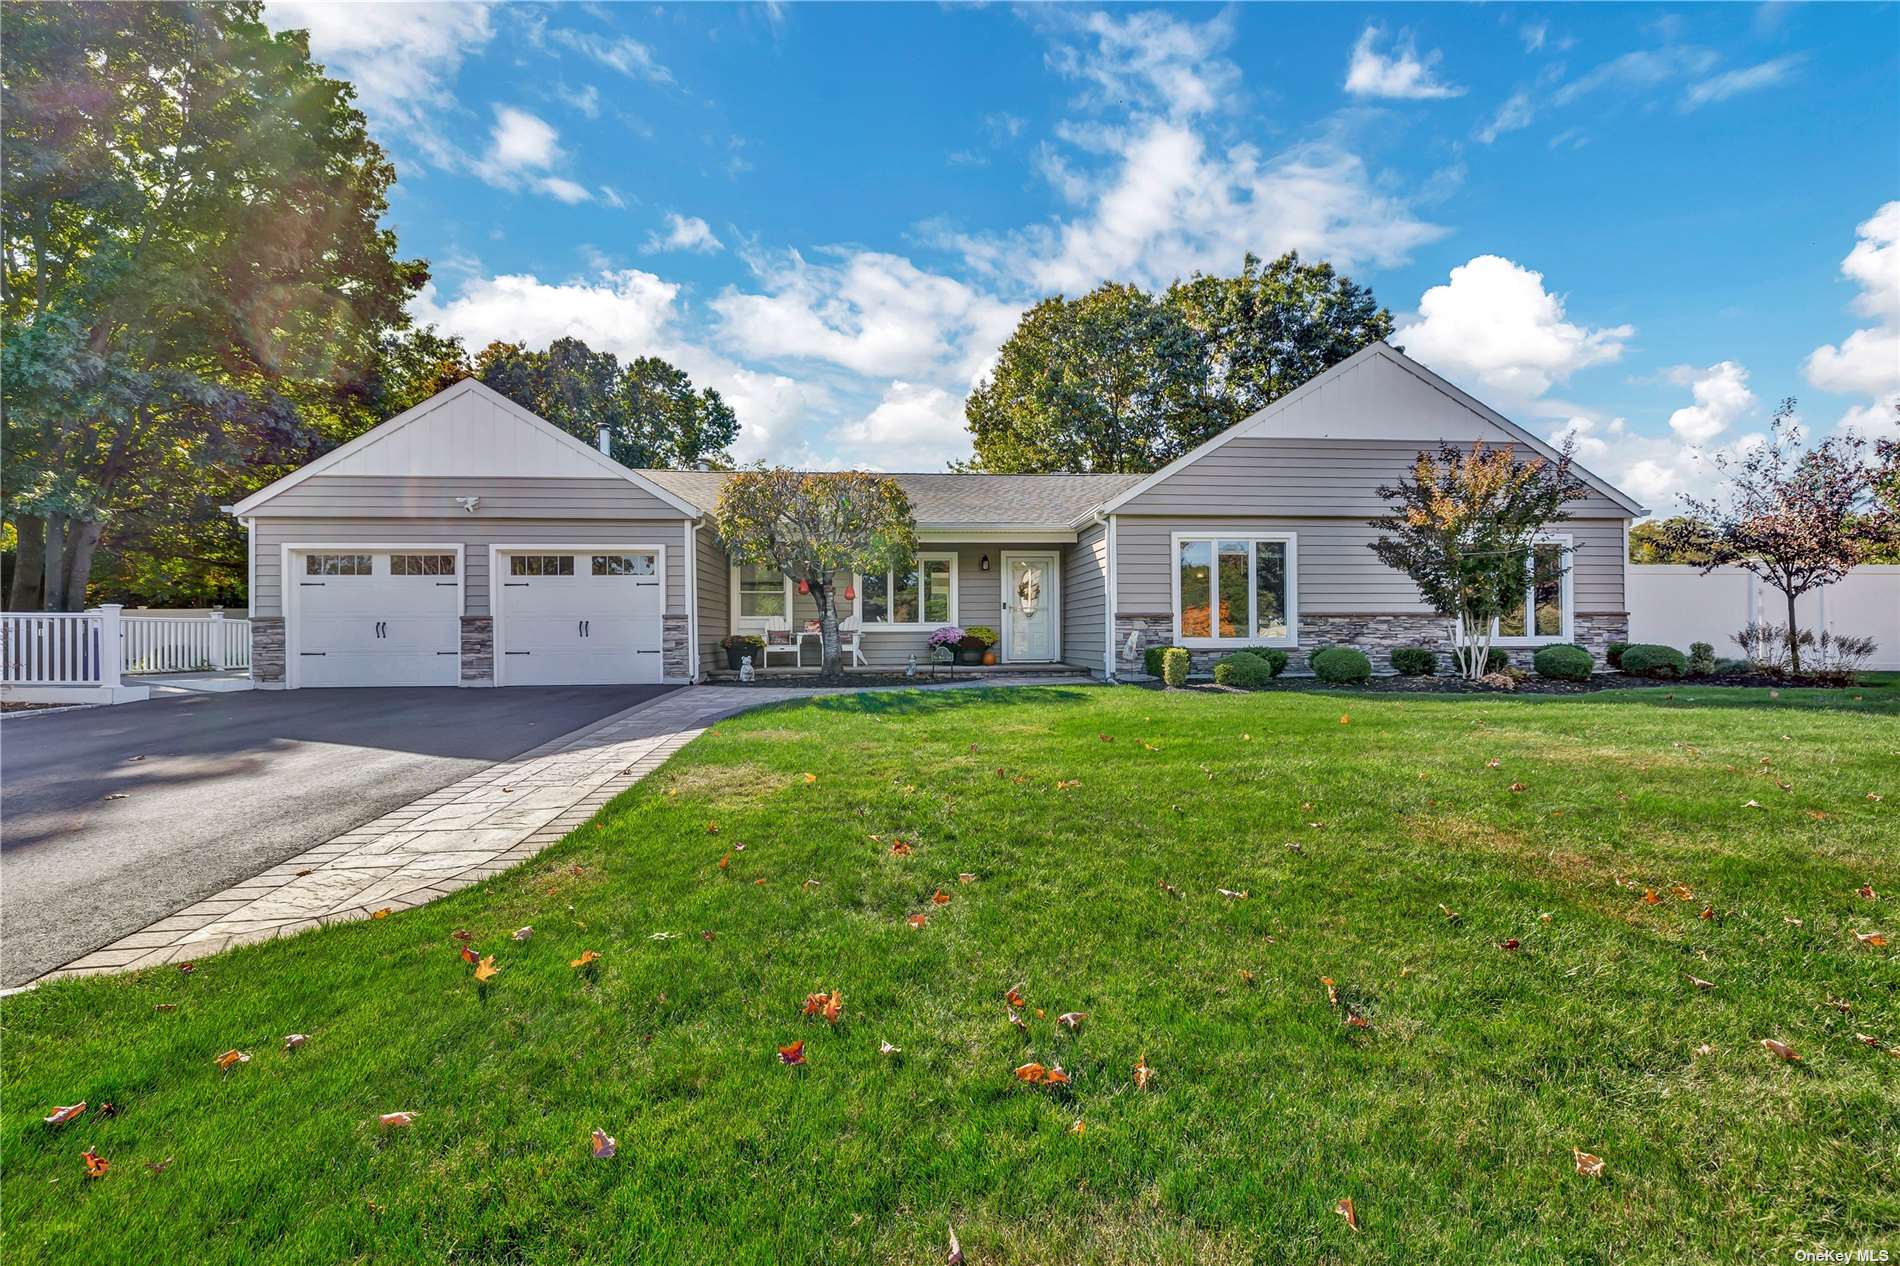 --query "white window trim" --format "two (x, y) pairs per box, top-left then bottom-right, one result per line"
(729, 562), (794, 631)
(1169, 532), (1299, 649)
(858, 552), (959, 630)
(1482, 534), (1575, 647)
